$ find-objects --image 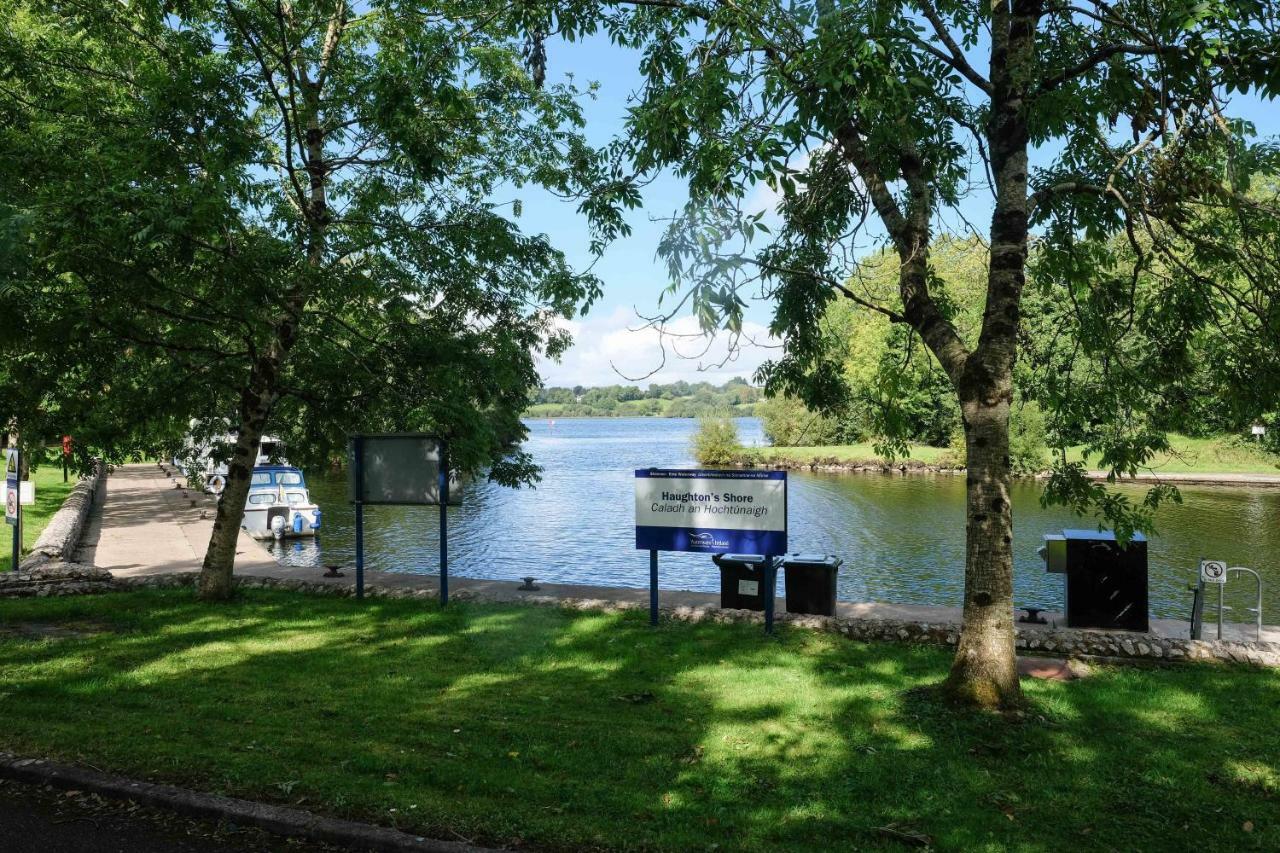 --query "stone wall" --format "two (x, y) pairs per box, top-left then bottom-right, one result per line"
(19, 462), (104, 571)
(101, 572), (1280, 668)
(0, 563), (116, 597)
